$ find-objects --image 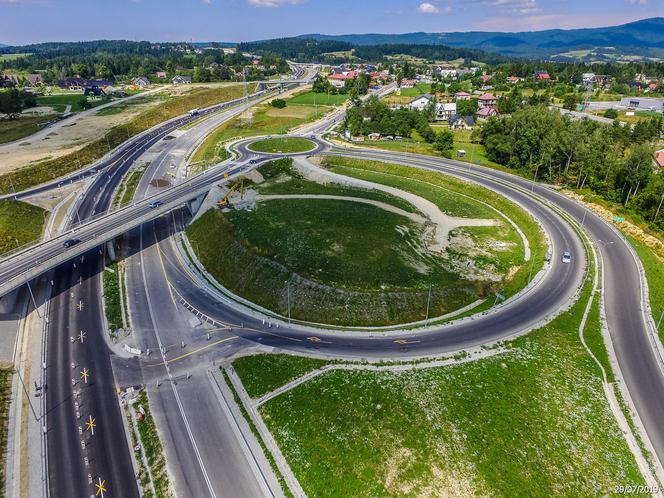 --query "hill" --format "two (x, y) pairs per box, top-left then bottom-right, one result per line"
(298, 17), (664, 61)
